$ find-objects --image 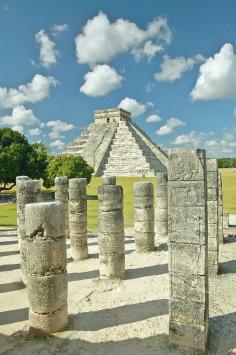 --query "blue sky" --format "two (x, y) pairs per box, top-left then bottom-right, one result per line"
(1, 0), (236, 157)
